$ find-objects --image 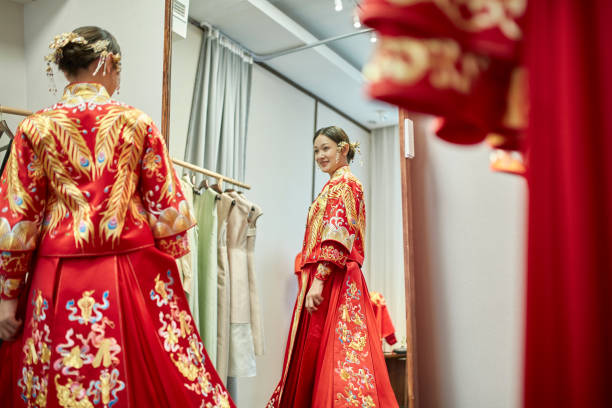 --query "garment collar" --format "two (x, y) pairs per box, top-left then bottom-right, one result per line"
(61, 82), (111, 106)
(331, 165), (351, 180)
